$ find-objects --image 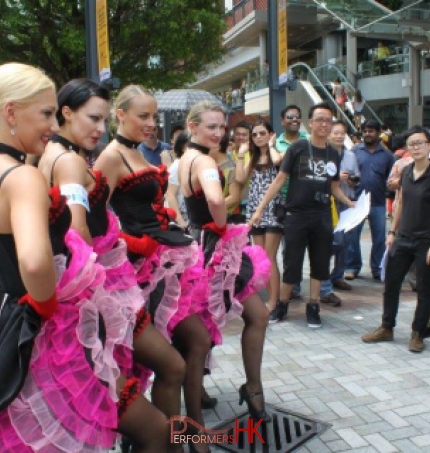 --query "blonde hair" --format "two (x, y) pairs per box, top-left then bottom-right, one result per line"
(0, 63), (55, 108)
(115, 84), (153, 111)
(186, 101), (226, 127)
